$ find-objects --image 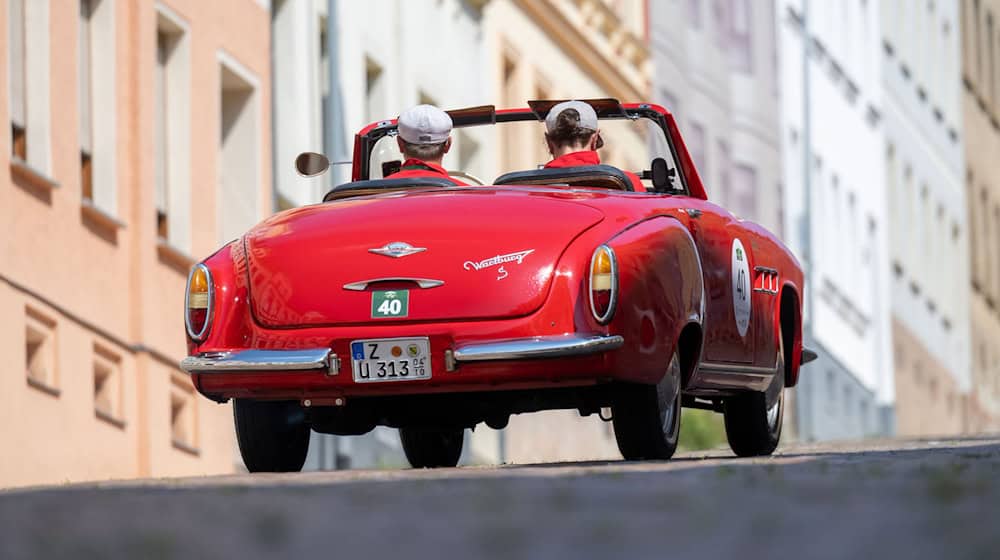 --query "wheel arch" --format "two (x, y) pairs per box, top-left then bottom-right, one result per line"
(676, 321), (703, 389)
(778, 283), (802, 387)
